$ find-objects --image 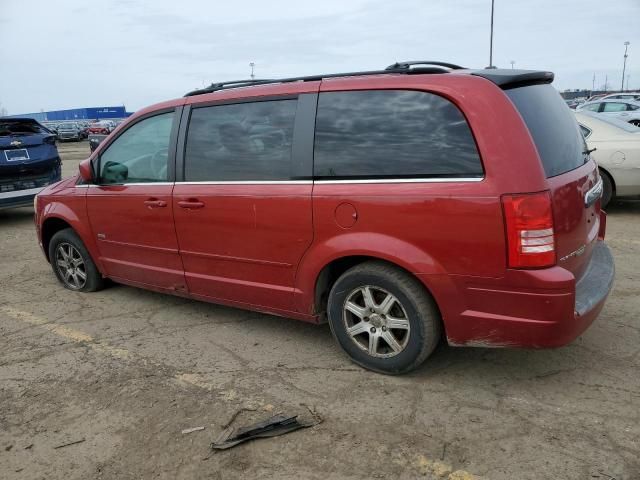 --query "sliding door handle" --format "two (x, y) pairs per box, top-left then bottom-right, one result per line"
(144, 198), (167, 208)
